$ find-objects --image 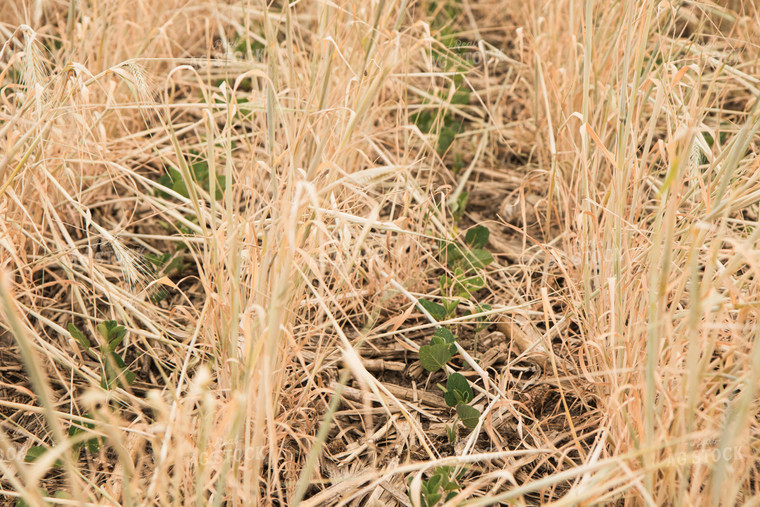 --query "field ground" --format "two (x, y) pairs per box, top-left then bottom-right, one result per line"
(1, 0), (760, 505)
